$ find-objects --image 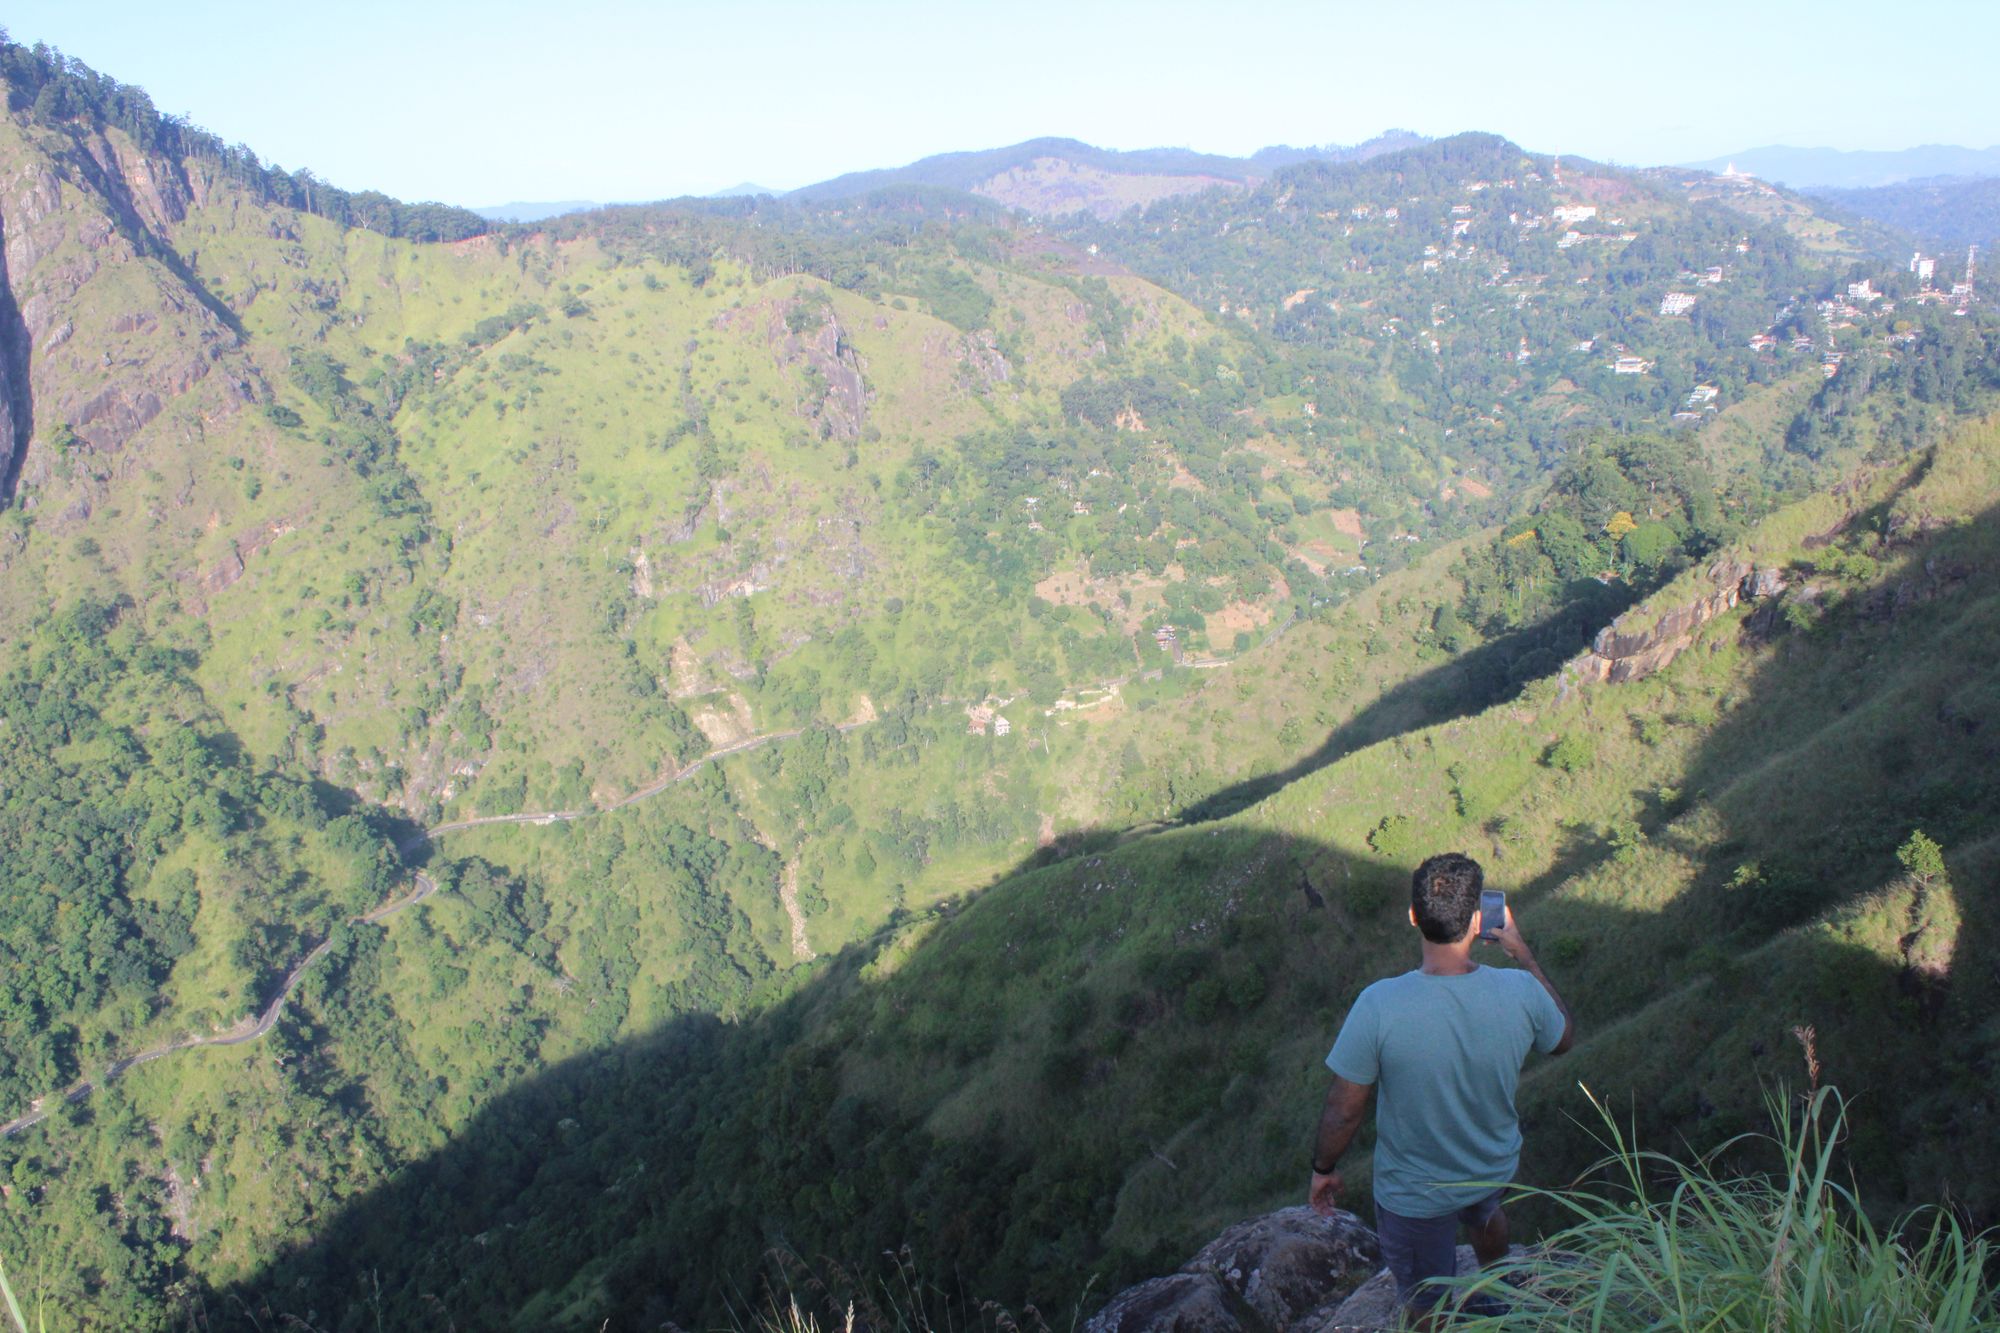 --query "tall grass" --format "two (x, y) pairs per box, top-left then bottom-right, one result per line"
(0, 1252), (36, 1333)
(743, 1245), (1074, 1333)
(1441, 1080), (1995, 1331)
